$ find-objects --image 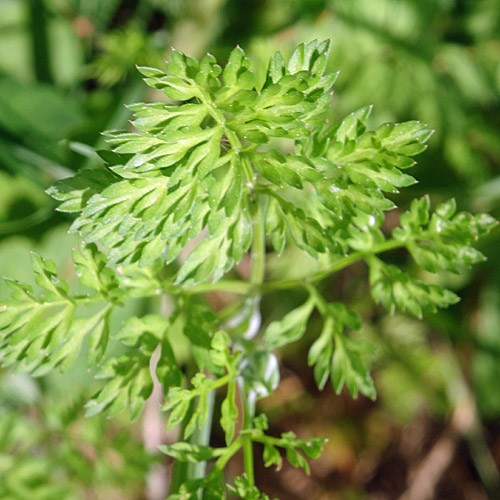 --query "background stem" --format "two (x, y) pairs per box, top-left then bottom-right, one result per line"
(242, 395), (256, 485)
(249, 191), (266, 287)
(188, 388), (216, 499)
(169, 362), (198, 494)
(169, 411), (190, 494)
